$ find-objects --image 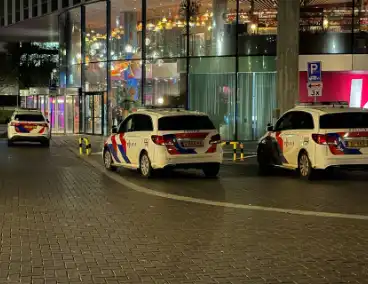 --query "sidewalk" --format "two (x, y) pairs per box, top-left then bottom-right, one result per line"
(52, 134), (106, 153)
